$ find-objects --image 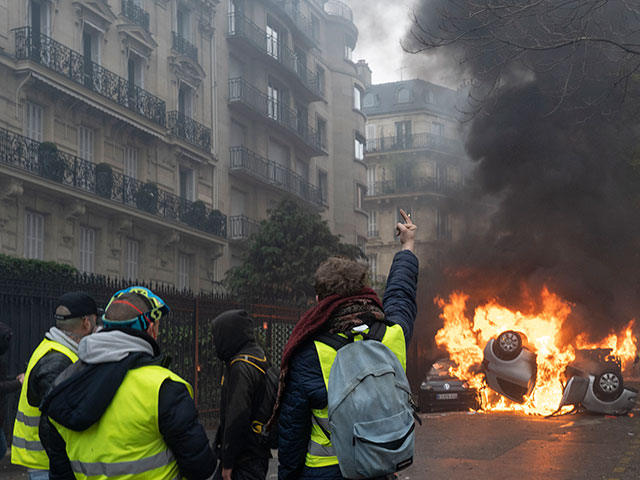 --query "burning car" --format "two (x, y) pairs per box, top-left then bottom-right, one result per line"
(482, 330), (537, 403)
(419, 359), (480, 412)
(558, 349), (638, 415)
